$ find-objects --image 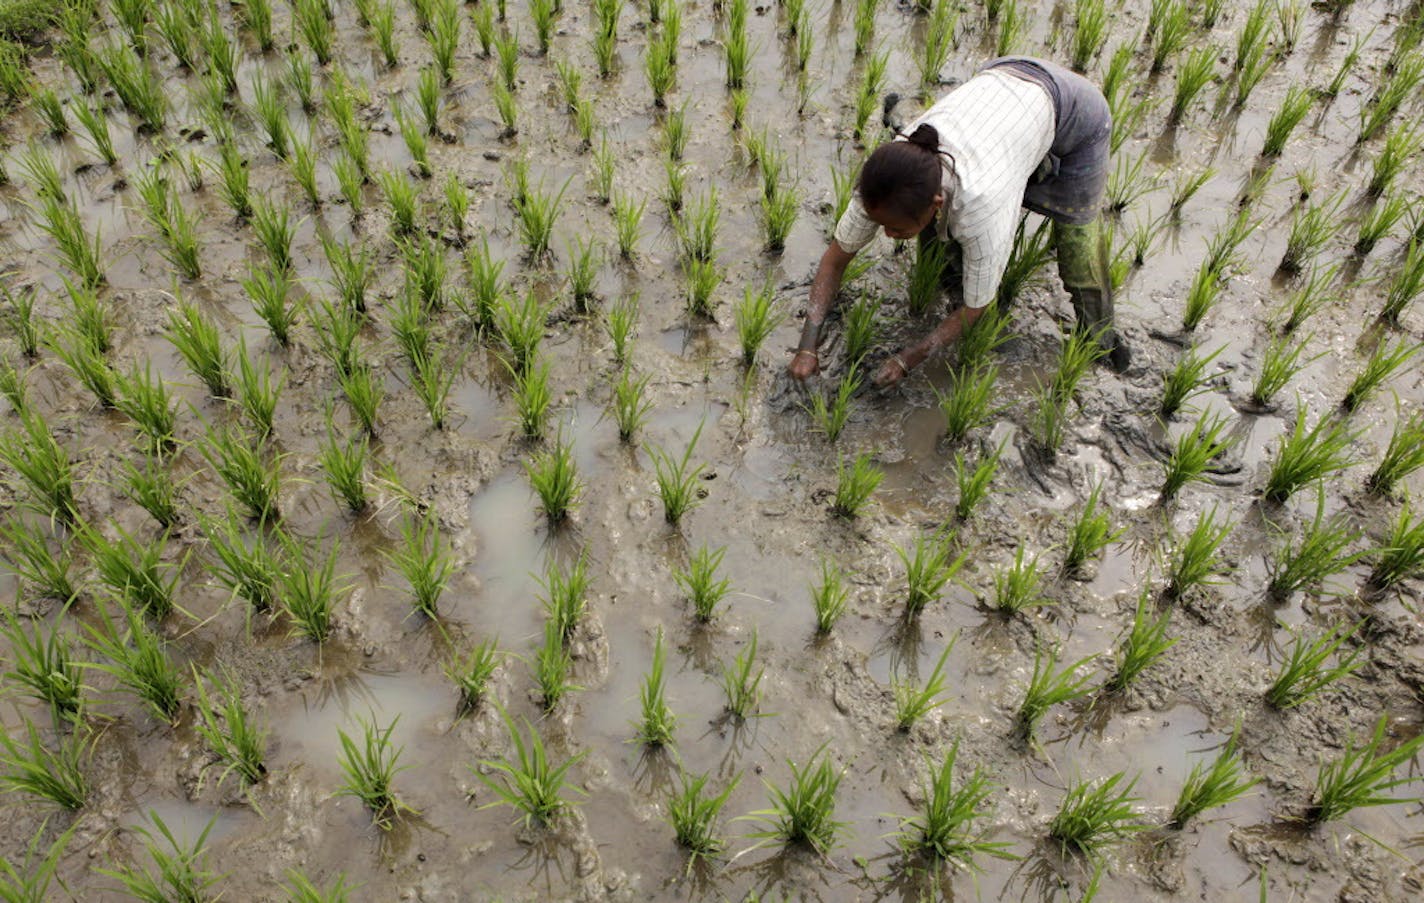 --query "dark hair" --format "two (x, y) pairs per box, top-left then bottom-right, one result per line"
(858, 123), (946, 220)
